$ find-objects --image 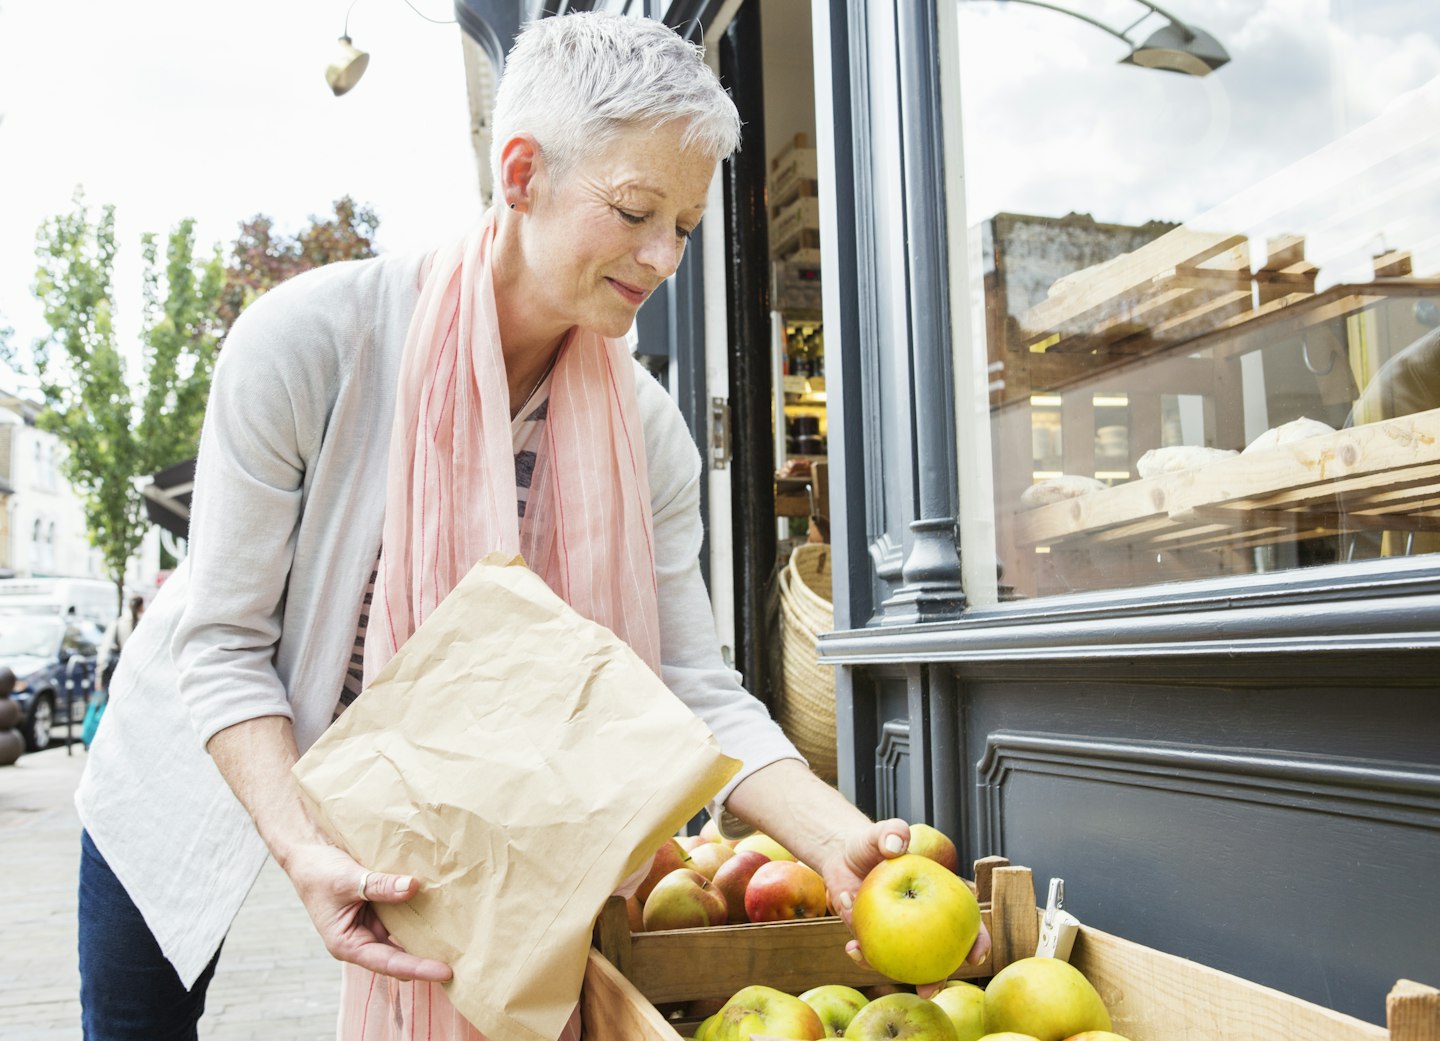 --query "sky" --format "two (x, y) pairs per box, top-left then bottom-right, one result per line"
(952, 0), (1440, 282)
(2, 0), (1438, 395)
(0, 0), (483, 390)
